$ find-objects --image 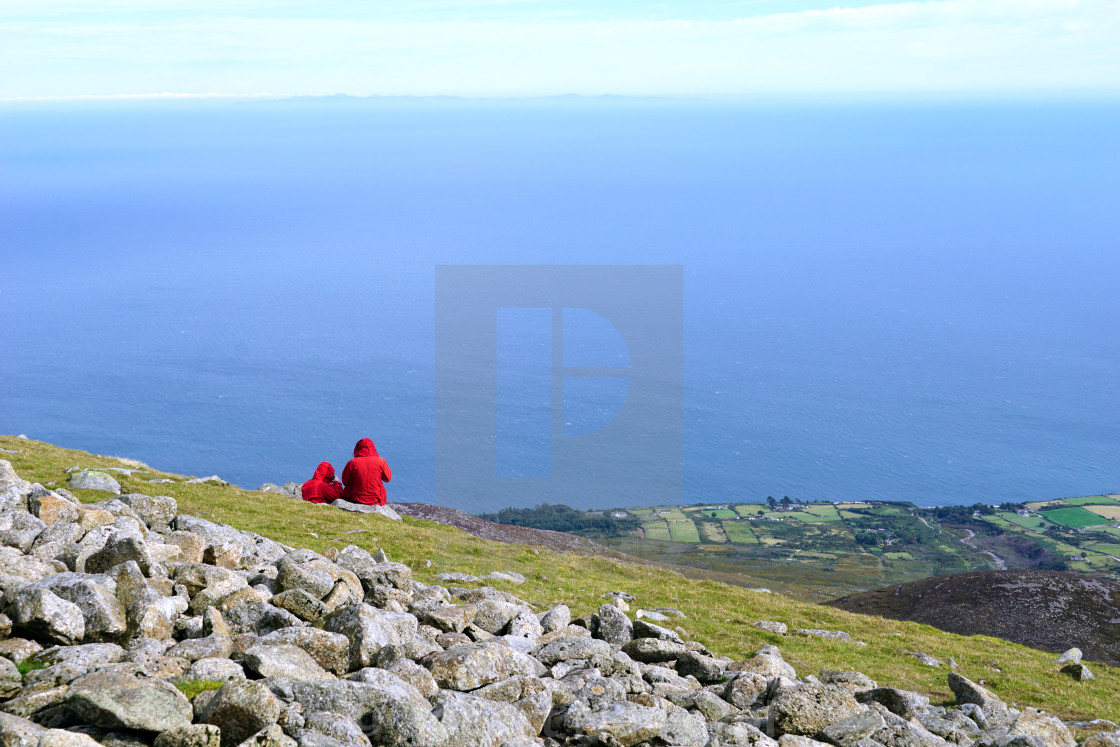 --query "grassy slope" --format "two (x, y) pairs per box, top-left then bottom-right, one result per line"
(3, 434), (1119, 723)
